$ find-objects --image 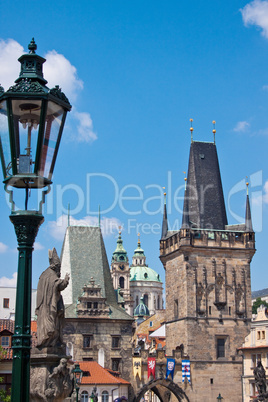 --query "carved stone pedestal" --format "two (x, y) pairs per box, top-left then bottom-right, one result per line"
(30, 347), (73, 401)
